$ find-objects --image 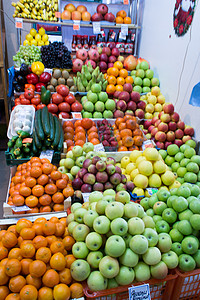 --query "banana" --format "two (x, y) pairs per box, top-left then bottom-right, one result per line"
(12, 2), (17, 7)
(32, 8), (37, 15)
(31, 13), (36, 19)
(22, 8), (30, 14)
(19, 0), (24, 4)
(17, 2), (24, 9)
